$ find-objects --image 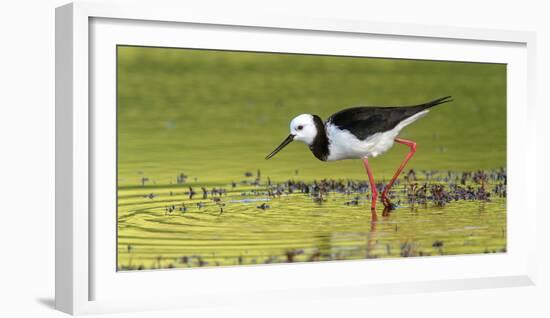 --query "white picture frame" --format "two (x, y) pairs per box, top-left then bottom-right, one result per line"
(55, 1), (537, 315)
